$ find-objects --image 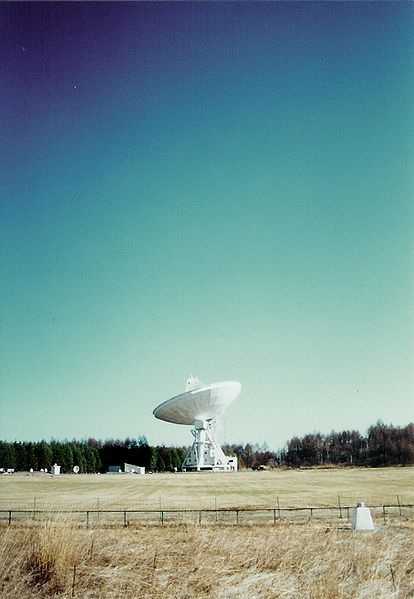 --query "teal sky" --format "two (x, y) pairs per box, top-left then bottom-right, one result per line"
(1, 2), (413, 449)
